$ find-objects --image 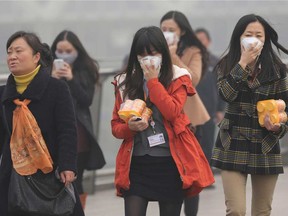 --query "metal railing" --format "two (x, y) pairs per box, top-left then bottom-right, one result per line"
(1, 60), (288, 193)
